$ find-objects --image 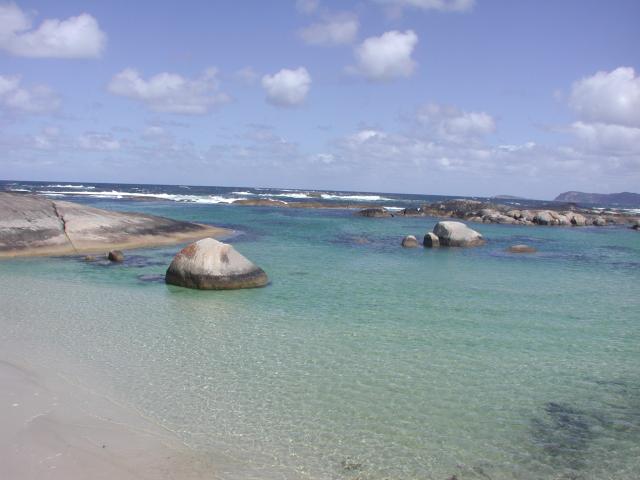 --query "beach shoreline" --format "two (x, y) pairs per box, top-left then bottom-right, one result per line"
(0, 350), (221, 480)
